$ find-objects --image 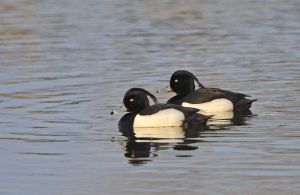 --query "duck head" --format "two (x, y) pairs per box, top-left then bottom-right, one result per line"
(123, 88), (159, 113)
(170, 70), (205, 96)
